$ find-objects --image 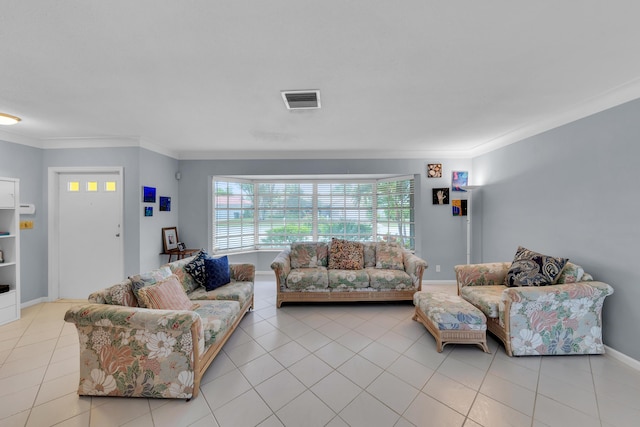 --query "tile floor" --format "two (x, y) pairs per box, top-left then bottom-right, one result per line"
(1, 275), (639, 427)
